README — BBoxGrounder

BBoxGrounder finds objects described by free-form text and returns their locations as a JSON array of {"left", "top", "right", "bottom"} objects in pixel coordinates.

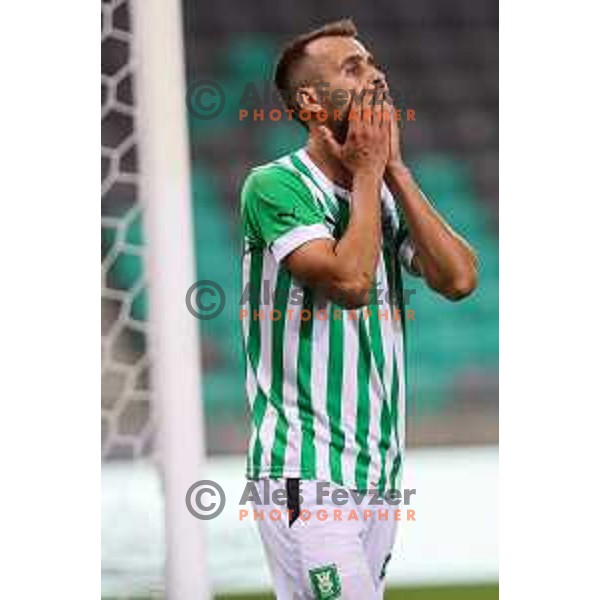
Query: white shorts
[{"left": 251, "top": 478, "right": 398, "bottom": 600}]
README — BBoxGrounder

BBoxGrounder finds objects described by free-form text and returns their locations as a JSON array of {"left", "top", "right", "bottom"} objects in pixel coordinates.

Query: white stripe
[
  {"left": 255, "top": 251, "right": 277, "bottom": 397},
  {"left": 254, "top": 250, "right": 279, "bottom": 472},
  {"left": 242, "top": 251, "right": 261, "bottom": 474},
  {"left": 281, "top": 288, "right": 303, "bottom": 474},
  {"left": 340, "top": 317, "right": 359, "bottom": 486},
  {"left": 241, "top": 252, "right": 255, "bottom": 404},
  {"left": 366, "top": 359, "right": 384, "bottom": 489},
  {"left": 257, "top": 403, "right": 278, "bottom": 474},
  {"left": 382, "top": 182, "right": 400, "bottom": 230},
  {"left": 310, "top": 295, "right": 331, "bottom": 479}
]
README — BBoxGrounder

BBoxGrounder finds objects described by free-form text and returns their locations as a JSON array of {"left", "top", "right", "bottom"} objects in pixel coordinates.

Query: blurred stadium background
[{"left": 101, "top": 0, "right": 498, "bottom": 597}]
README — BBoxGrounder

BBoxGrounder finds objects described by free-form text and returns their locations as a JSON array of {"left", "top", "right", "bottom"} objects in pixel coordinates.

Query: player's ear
[{"left": 296, "top": 85, "right": 326, "bottom": 120}]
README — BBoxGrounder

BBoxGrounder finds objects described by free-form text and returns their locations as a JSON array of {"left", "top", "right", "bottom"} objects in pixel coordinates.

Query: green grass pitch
[
  {"left": 105, "top": 583, "right": 499, "bottom": 599},
  {"left": 219, "top": 583, "right": 499, "bottom": 599}
]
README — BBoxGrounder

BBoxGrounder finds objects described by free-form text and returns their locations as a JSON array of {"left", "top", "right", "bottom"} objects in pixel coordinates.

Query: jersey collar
[
  {"left": 296, "top": 148, "right": 352, "bottom": 202},
  {"left": 296, "top": 148, "right": 398, "bottom": 231}
]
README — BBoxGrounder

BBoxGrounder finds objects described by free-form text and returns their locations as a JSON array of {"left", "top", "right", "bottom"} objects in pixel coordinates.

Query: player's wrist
[
  {"left": 352, "top": 169, "right": 384, "bottom": 193},
  {"left": 385, "top": 162, "right": 413, "bottom": 193},
  {"left": 353, "top": 161, "right": 385, "bottom": 182},
  {"left": 385, "top": 160, "right": 411, "bottom": 180}
]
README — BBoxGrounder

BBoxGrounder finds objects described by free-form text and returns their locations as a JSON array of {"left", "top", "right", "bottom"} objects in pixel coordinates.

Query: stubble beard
[{"left": 330, "top": 104, "right": 350, "bottom": 145}]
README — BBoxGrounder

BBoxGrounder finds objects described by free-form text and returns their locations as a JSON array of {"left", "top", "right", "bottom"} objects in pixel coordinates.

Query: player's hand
[
  {"left": 385, "top": 97, "right": 406, "bottom": 171},
  {"left": 316, "top": 93, "right": 390, "bottom": 178}
]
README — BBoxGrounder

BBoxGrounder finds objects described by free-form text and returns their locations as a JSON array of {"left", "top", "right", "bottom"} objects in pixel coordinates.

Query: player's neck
[{"left": 305, "top": 134, "right": 354, "bottom": 190}]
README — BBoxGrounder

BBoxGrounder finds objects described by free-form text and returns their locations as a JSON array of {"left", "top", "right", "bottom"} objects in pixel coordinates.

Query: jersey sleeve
[{"left": 241, "top": 165, "right": 333, "bottom": 262}]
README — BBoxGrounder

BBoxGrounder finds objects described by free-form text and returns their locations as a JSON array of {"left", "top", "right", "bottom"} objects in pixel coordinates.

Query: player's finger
[
  {"left": 363, "top": 88, "right": 372, "bottom": 125},
  {"left": 381, "top": 90, "right": 390, "bottom": 126},
  {"left": 371, "top": 89, "right": 380, "bottom": 126},
  {"left": 373, "top": 89, "right": 384, "bottom": 127},
  {"left": 347, "top": 94, "right": 358, "bottom": 131},
  {"left": 369, "top": 88, "right": 375, "bottom": 124},
  {"left": 361, "top": 88, "right": 373, "bottom": 129},
  {"left": 343, "top": 94, "right": 356, "bottom": 135},
  {"left": 352, "top": 90, "right": 363, "bottom": 129},
  {"left": 385, "top": 91, "right": 396, "bottom": 126}
]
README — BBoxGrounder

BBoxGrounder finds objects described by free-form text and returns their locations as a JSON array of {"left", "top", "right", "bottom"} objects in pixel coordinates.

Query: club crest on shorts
[{"left": 308, "top": 564, "right": 342, "bottom": 599}]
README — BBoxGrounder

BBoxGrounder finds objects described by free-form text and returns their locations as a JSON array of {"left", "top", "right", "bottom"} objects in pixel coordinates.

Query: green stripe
[
  {"left": 249, "top": 392, "right": 268, "bottom": 478},
  {"left": 376, "top": 387, "right": 392, "bottom": 493},
  {"left": 297, "top": 291, "right": 316, "bottom": 478},
  {"left": 392, "top": 263, "right": 407, "bottom": 492},
  {"left": 389, "top": 449, "right": 402, "bottom": 492},
  {"left": 383, "top": 245, "right": 397, "bottom": 312},
  {"left": 334, "top": 196, "right": 350, "bottom": 241},
  {"left": 397, "top": 268, "right": 408, "bottom": 377},
  {"left": 247, "top": 251, "right": 267, "bottom": 478},
  {"left": 246, "top": 252, "right": 263, "bottom": 371},
  {"left": 354, "top": 317, "right": 371, "bottom": 491},
  {"left": 389, "top": 360, "right": 402, "bottom": 491},
  {"left": 326, "top": 307, "right": 344, "bottom": 485},
  {"left": 367, "top": 280, "right": 388, "bottom": 402},
  {"left": 269, "top": 268, "right": 293, "bottom": 477}
]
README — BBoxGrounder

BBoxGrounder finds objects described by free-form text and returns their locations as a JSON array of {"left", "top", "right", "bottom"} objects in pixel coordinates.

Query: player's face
[{"left": 304, "top": 36, "right": 388, "bottom": 141}]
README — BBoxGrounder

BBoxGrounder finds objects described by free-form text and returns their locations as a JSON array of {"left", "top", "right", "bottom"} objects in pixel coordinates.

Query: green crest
[{"left": 308, "top": 564, "right": 342, "bottom": 599}]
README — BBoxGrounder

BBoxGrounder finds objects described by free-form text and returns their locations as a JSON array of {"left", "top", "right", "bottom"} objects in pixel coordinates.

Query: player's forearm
[
  {"left": 386, "top": 163, "right": 478, "bottom": 301},
  {"left": 330, "top": 170, "right": 382, "bottom": 304}
]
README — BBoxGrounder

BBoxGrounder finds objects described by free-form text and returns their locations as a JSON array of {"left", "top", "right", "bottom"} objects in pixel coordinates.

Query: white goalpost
[{"left": 132, "top": 0, "right": 209, "bottom": 598}]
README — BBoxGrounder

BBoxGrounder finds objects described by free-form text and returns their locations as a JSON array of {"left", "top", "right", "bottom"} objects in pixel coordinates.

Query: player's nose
[
  {"left": 371, "top": 69, "right": 388, "bottom": 93},
  {"left": 369, "top": 71, "right": 388, "bottom": 106}
]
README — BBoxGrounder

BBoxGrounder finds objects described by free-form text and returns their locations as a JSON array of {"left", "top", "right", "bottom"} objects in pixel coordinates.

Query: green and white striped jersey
[{"left": 240, "top": 148, "right": 414, "bottom": 492}]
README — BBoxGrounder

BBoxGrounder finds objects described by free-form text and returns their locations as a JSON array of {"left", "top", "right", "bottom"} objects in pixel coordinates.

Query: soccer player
[{"left": 240, "top": 19, "right": 478, "bottom": 599}]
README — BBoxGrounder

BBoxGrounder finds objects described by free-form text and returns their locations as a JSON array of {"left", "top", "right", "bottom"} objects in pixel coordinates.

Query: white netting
[{"left": 101, "top": 0, "right": 154, "bottom": 460}]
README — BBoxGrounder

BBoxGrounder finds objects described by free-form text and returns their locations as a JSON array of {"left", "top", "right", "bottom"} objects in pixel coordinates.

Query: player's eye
[{"left": 345, "top": 63, "right": 360, "bottom": 76}]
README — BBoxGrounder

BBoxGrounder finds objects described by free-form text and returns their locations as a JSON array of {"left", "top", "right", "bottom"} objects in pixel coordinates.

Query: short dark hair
[{"left": 274, "top": 19, "right": 358, "bottom": 125}]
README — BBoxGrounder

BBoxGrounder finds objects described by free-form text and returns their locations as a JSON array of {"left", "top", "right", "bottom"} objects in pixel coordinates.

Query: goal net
[
  {"left": 102, "top": 0, "right": 208, "bottom": 597},
  {"left": 101, "top": 0, "right": 153, "bottom": 463}
]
